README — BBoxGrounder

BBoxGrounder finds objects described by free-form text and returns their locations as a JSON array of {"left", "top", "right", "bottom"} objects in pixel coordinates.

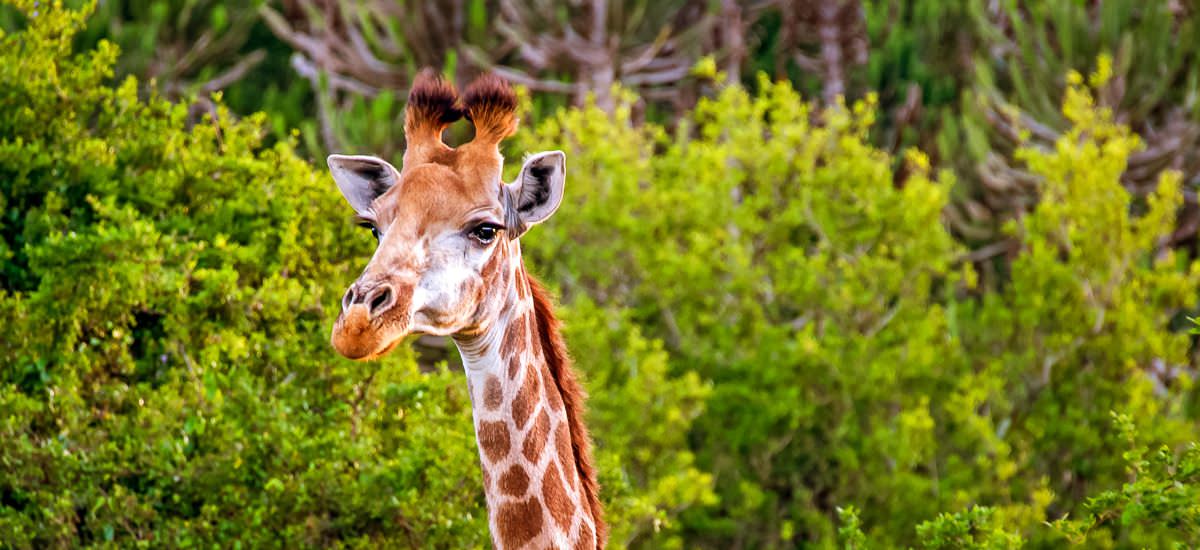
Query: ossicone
[
  {"left": 461, "top": 73, "right": 519, "bottom": 147},
  {"left": 402, "top": 70, "right": 464, "bottom": 165},
  {"left": 406, "top": 69, "right": 463, "bottom": 131}
]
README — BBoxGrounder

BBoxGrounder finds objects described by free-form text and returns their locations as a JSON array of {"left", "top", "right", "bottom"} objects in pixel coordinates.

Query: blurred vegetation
[{"left": 2, "top": 0, "right": 1200, "bottom": 548}]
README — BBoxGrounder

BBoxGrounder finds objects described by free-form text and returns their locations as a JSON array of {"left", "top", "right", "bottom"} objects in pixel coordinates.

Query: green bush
[
  {"left": 0, "top": 2, "right": 484, "bottom": 546},
  {"left": 0, "top": 2, "right": 707, "bottom": 547},
  {"left": 517, "top": 80, "right": 978, "bottom": 546},
  {"left": 1050, "top": 413, "right": 1200, "bottom": 547},
  {"left": 4, "top": 1, "right": 1200, "bottom": 549},
  {"left": 515, "top": 68, "right": 1200, "bottom": 547}
]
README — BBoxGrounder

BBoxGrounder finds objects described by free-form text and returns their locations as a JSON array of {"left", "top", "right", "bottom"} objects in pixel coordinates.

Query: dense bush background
[{"left": 2, "top": 1, "right": 1199, "bottom": 548}]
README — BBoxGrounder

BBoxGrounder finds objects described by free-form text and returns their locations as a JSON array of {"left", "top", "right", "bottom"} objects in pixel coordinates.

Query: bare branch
[{"left": 199, "top": 50, "right": 268, "bottom": 94}]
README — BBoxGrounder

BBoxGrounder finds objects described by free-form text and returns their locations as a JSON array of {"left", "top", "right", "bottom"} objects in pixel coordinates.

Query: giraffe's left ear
[
  {"left": 506, "top": 151, "right": 565, "bottom": 237},
  {"left": 328, "top": 154, "right": 400, "bottom": 216}
]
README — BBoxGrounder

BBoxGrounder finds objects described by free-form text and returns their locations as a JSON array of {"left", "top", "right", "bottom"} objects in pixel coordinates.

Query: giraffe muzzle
[
  {"left": 342, "top": 281, "right": 398, "bottom": 319},
  {"left": 331, "top": 280, "right": 414, "bottom": 360}
]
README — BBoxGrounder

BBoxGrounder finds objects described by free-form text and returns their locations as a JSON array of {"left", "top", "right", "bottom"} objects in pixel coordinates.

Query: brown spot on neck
[
  {"left": 500, "top": 311, "right": 527, "bottom": 360},
  {"left": 554, "top": 421, "right": 576, "bottom": 491},
  {"left": 496, "top": 496, "right": 542, "bottom": 548},
  {"left": 543, "top": 363, "right": 564, "bottom": 413},
  {"left": 515, "top": 266, "right": 529, "bottom": 300},
  {"left": 576, "top": 522, "right": 595, "bottom": 550},
  {"left": 511, "top": 366, "right": 541, "bottom": 429},
  {"left": 523, "top": 409, "right": 551, "bottom": 462},
  {"left": 542, "top": 461, "right": 574, "bottom": 531},
  {"left": 498, "top": 464, "right": 530, "bottom": 496},
  {"left": 484, "top": 375, "right": 503, "bottom": 410},
  {"left": 507, "top": 354, "right": 521, "bottom": 380},
  {"left": 477, "top": 420, "right": 510, "bottom": 464}
]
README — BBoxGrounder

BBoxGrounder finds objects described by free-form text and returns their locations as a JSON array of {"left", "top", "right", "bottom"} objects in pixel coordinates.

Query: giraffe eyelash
[{"left": 354, "top": 215, "right": 381, "bottom": 241}]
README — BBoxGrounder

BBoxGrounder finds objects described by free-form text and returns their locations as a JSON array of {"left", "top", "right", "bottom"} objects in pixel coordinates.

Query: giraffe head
[{"left": 327, "top": 72, "right": 565, "bottom": 360}]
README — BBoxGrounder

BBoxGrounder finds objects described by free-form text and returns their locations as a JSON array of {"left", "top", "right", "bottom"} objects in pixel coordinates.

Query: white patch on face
[{"left": 409, "top": 226, "right": 498, "bottom": 334}]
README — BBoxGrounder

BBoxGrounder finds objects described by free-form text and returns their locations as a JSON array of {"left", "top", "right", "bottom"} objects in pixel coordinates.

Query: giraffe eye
[
  {"left": 469, "top": 223, "right": 502, "bottom": 244},
  {"left": 358, "top": 222, "right": 380, "bottom": 242}
]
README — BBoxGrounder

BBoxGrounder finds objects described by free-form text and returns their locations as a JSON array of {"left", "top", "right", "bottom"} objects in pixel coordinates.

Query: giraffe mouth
[
  {"left": 330, "top": 305, "right": 410, "bottom": 360},
  {"left": 342, "top": 336, "right": 404, "bottom": 362}
]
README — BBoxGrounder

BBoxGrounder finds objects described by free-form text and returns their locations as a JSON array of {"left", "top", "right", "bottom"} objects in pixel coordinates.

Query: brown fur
[
  {"left": 508, "top": 354, "right": 521, "bottom": 380},
  {"left": 461, "top": 74, "right": 518, "bottom": 146},
  {"left": 576, "top": 523, "right": 595, "bottom": 550},
  {"left": 405, "top": 70, "right": 462, "bottom": 135},
  {"left": 496, "top": 496, "right": 543, "bottom": 548},
  {"left": 498, "top": 464, "right": 530, "bottom": 496},
  {"left": 484, "top": 375, "right": 503, "bottom": 410},
  {"left": 477, "top": 420, "right": 511, "bottom": 463},
  {"left": 512, "top": 365, "right": 540, "bottom": 429},
  {"left": 543, "top": 363, "right": 564, "bottom": 412},
  {"left": 555, "top": 422, "right": 576, "bottom": 491},
  {"left": 542, "top": 461, "right": 574, "bottom": 530},
  {"left": 500, "top": 313, "right": 525, "bottom": 360},
  {"left": 523, "top": 409, "right": 551, "bottom": 462},
  {"left": 403, "top": 70, "right": 462, "bottom": 168},
  {"left": 527, "top": 276, "right": 608, "bottom": 548}
]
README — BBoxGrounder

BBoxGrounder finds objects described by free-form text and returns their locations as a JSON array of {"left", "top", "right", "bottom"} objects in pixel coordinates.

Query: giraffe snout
[
  {"left": 331, "top": 279, "right": 415, "bottom": 360},
  {"left": 342, "top": 281, "right": 400, "bottom": 319}
]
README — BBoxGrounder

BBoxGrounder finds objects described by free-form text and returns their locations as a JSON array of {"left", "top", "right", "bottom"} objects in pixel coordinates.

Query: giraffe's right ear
[
  {"left": 327, "top": 155, "right": 400, "bottom": 215},
  {"left": 505, "top": 151, "right": 566, "bottom": 238}
]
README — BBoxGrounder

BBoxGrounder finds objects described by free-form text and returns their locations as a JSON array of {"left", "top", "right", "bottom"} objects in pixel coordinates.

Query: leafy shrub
[
  {"left": 0, "top": 2, "right": 706, "bottom": 547},
  {"left": 4, "top": 1, "right": 1200, "bottom": 549},
  {"left": 515, "top": 64, "right": 1200, "bottom": 548},
  {"left": 0, "top": 2, "right": 483, "bottom": 547},
  {"left": 516, "top": 79, "right": 976, "bottom": 547},
  {"left": 1051, "top": 413, "right": 1200, "bottom": 547}
]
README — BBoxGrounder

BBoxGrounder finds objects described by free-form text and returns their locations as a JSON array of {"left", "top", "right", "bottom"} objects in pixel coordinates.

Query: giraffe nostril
[
  {"left": 367, "top": 286, "right": 394, "bottom": 317},
  {"left": 341, "top": 287, "right": 357, "bottom": 313}
]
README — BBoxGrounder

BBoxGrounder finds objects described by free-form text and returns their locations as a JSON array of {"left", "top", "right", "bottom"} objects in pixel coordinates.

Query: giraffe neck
[{"left": 453, "top": 247, "right": 598, "bottom": 550}]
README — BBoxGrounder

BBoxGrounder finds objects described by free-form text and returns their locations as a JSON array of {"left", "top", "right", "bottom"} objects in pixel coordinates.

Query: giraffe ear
[
  {"left": 506, "top": 151, "right": 565, "bottom": 237},
  {"left": 327, "top": 154, "right": 400, "bottom": 215}
]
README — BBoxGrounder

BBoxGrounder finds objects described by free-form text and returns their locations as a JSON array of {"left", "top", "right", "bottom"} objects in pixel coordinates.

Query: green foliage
[
  {"left": 515, "top": 65, "right": 1200, "bottom": 548},
  {"left": 951, "top": 66, "right": 1199, "bottom": 522},
  {"left": 972, "top": 1, "right": 1200, "bottom": 132},
  {"left": 0, "top": 2, "right": 484, "bottom": 547},
  {"left": 1051, "top": 413, "right": 1200, "bottom": 548},
  {"left": 0, "top": 2, "right": 706, "bottom": 547},
  {"left": 913, "top": 506, "right": 1022, "bottom": 550},
  {"left": 864, "top": 0, "right": 1200, "bottom": 244},
  {"left": 5, "top": 1, "right": 1200, "bottom": 549},
  {"left": 557, "top": 299, "right": 714, "bottom": 548},
  {"left": 517, "top": 78, "right": 969, "bottom": 546},
  {"left": 72, "top": 0, "right": 264, "bottom": 87},
  {"left": 66, "top": 0, "right": 306, "bottom": 123},
  {"left": 835, "top": 506, "right": 867, "bottom": 549}
]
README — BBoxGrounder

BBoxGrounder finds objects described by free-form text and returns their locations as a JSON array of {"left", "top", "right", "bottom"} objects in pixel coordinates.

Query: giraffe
[{"left": 325, "top": 70, "right": 607, "bottom": 550}]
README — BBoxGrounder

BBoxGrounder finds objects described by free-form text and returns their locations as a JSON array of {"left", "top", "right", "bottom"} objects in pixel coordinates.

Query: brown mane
[{"left": 527, "top": 274, "right": 608, "bottom": 547}]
